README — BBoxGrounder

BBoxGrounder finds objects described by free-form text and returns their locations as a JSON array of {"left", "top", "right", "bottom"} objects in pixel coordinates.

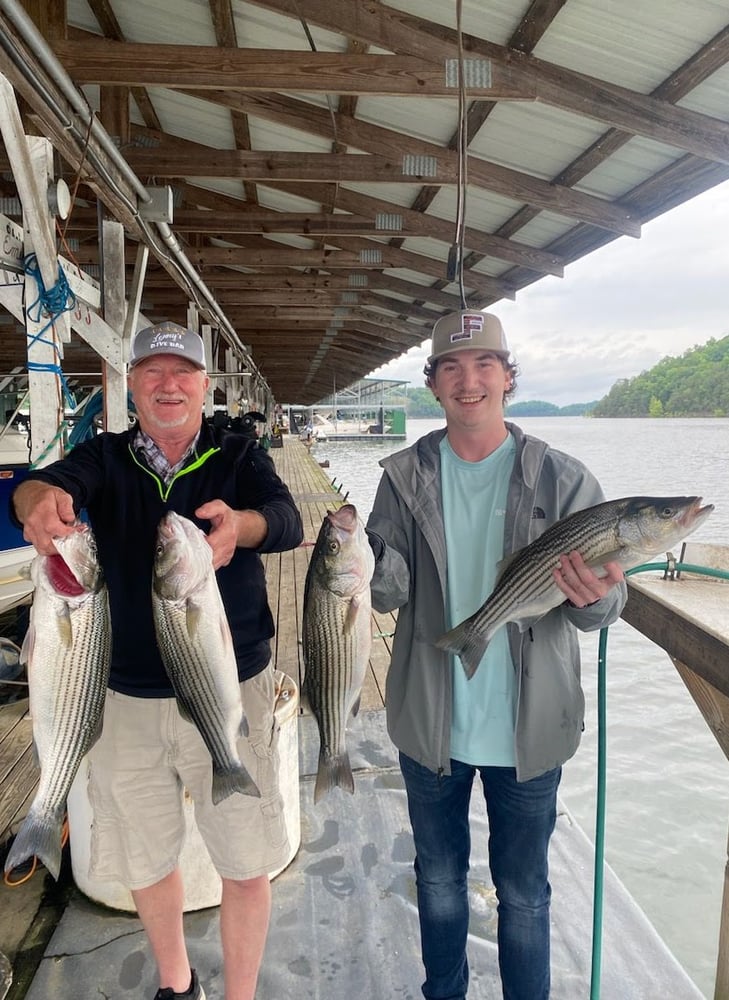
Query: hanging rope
[
  {"left": 23, "top": 252, "right": 77, "bottom": 412},
  {"left": 449, "top": 0, "right": 469, "bottom": 308}
]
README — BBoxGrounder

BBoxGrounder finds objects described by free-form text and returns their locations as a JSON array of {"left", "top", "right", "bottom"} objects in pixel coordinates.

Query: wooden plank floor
[
  {"left": 264, "top": 434, "right": 396, "bottom": 712},
  {"left": 0, "top": 434, "right": 395, "bottom": 848},
  {"left": 0, "top": 696, "right": 34, "bottom": 849}
]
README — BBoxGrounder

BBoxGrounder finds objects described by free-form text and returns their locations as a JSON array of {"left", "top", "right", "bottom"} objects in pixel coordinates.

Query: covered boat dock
[{"left": 1, "top": 1, "right": 729, "bottom": 995}]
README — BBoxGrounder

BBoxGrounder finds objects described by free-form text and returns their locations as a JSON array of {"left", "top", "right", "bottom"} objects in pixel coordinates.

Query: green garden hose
[{"left": 590, "top": 559, "right": 729, "bottom": 999}]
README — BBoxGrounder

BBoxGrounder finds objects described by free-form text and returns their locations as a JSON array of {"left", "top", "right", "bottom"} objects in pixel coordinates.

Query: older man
[{"left": 12, "top": 321, "right": 303, "bottom": 1000}]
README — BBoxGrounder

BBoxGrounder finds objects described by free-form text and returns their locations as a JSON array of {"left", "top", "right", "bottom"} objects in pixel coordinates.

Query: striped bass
[
  {"left": 4, "top": 524, "right": 111, "bottom": 880},
  {"left": 437, "top": 495, "right": 713, "bottom": 680},
  {"left": 303, "top": 504, "right": 375, "bottom": 804},
  {"left": 152, "top": 511, "right": 260, "bottom": 803}
]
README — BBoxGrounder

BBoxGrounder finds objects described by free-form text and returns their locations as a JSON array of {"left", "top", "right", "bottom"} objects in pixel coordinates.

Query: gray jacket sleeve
[
  {"left": 562, "top": 582, "right": 627, "bottom": 631},
  {"left": 366, "top": 473, "right": 411, "bottom": 613}
]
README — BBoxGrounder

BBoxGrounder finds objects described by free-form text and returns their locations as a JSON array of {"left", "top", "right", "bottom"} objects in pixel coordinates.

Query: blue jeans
[{"left": 399, "top": 752, "right": 561, "bottom": 1000}]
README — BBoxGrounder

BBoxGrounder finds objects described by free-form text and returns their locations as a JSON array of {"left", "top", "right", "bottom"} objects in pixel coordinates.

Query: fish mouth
[
  {"left": 159, "top": 518, "right": 176, "bottom": 540},
  {"left": 682, "top": 496, "right": 714, "bottom": 525},
  {"left": 327, "top": 504, "right": 357, "bottom": 529},
  {"left": 46, "top": 553, "right": 85, "bottom": 596}
]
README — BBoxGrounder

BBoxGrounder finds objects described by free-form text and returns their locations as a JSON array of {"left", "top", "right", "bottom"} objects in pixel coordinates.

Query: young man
[
  {"left": 12, "top": 322, "right": 303, "bottom": 1000},
  {"left": 366, "top": 310, "right": 627, "bottom": 1000}
]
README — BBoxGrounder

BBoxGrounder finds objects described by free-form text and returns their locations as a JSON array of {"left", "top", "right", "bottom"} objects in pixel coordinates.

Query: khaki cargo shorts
[{"left": 85, "top": 662, "right": 290, "bottom": 889}]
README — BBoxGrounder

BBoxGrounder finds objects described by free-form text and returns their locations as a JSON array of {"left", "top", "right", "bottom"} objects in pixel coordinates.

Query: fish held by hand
[
  {"left": 152, "top": 510, "right": 260, "bottom": 803},
  {"left": 436, "top": 495, "right": 713, "bottom": 680},
  {"left": 4, "top": 524, "right": 111, "bottom": 880},
  {"left": 302, "top": 503, "right": 375, "bottom": 804}
]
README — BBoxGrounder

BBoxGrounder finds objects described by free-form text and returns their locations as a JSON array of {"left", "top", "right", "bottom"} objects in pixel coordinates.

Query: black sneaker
[{"left": 153, "top": 968, "right": 206, "bottom": 1000}]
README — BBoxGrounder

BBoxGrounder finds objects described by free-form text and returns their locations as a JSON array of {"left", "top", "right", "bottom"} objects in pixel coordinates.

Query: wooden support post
[
  {"left": 0, "top": 79, "right": 71, "bottom": 464},
  {"left": 202, "top": 324, "right": 215, "bottom": 417},
  {"left": 715, "top": 826, "right": 729, "bottom": 1000},
  {"left": 124, "top": 243, "right": 149, "bottom": 346},
  {"left": 225, "top": 347, "right": 237, "bottom": 414},
  {"left": 101, "top": 218, "right": 128, "bottom": 432},
  {"left": 186, "top": 304, "right": 198, "bottom": 335},
  {"left": 24, "top": 136, "right": 66, "bottom": 464}
]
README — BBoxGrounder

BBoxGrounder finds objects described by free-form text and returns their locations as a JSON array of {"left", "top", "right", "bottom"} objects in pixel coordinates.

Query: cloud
[{"left": 370, "top": 180, "right": 729, "bottom": 406}]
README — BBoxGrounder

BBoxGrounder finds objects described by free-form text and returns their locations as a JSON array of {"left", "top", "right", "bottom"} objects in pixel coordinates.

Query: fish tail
[
  {"left": 313, "top": 751, "right": 355, "bottom": 804},
  {"left": 435, "top": 621, "right": 491, "bottom": 680},
  {"left": 211, "top": 763, "right": 261, "bottom": 804},
  {"left": 4, "top": 805, "right": 65, "bottom": 881}
]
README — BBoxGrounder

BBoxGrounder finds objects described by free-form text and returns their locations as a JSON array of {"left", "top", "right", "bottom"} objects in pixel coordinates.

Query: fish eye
[
  {"left": 328, "top": 540, "right": 339, "bottom": 554},
  {"left": 155, "top": 543, "right": 164, "bottom": 558},
  {"left": 659, "top": 505, "right": 675, "bottom": 518}
]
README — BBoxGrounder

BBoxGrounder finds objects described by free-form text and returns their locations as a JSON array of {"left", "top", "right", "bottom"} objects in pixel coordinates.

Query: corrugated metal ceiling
[{"left": 0, "top": 0, "right": 727, "bottom": 405}]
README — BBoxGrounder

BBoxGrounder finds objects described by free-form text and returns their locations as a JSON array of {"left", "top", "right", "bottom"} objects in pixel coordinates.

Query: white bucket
[{"left": 67, "top": 670, "right": 300, "bottom": 912}]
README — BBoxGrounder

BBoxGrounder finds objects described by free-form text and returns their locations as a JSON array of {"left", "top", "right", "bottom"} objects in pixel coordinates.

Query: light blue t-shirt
[{"left": 441, "top": 433, "right": 517, "bottom": 766}]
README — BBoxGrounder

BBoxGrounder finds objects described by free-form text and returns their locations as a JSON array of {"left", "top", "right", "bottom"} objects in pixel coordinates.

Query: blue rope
[{"left": 23, "top": 253, "right": 77, "bottom": 409}]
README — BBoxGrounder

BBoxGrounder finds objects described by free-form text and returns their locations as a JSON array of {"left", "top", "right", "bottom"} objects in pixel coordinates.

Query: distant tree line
[
  {"left": 403, "top": 388, "right": 442, "bottom": 417},
  {"left": 591, "top": 335, "right": 729, "bottom": 417},
  {"left": 403, "top": 390, "right": 597, "bottom": 418},
  {"left": 505, "top": 400, "right": 596, "bottom": 417},
  {"left": 398, "top": 335, "right": 729, "bottom": 419}
]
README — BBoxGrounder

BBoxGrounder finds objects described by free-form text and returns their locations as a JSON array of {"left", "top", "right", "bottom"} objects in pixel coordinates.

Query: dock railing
[{"left": 623, "top": 543, "right": 729, "bottom": 1000}]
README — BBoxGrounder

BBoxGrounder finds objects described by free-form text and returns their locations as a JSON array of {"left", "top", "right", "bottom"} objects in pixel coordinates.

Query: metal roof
[{"left": 0, "top": 0, "right": 728, "bottom": 405}]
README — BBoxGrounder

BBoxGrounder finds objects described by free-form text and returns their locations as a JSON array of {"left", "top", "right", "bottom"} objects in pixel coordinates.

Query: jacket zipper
[{"left": 127, "top": 444, "right": 220, "bottom": 501}]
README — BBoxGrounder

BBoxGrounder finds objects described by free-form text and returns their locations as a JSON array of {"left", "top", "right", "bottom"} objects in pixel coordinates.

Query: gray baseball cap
[
  {"left": 129, "top": 322, "right": 206, "bottom": 369},
  {"left": 428, "top": 310, "right": 509, "bottom": 363}
]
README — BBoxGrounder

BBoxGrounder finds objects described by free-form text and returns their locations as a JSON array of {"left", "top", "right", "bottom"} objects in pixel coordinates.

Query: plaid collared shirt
[{"left": 133, "top": 427, "right": 201, "bottom": 485}]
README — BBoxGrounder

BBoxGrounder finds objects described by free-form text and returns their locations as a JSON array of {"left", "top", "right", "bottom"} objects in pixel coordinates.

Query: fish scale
[
  {"left": 154, "top": 601, "right": 242, "bottom": 771},
  {"left": 4, "top": 525, "right": 111, "bottom": 881},
  {"left": 306, "top": 593, "right": 360, "bottom": 756},
  {"left": 488, "top": 509, "right": 620, "bottom": 614},
  {"left": 437, "top": 495, "right": 714, "bottom": 680}
]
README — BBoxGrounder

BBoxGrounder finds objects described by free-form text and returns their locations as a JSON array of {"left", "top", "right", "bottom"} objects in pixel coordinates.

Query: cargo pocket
[{"left": 249, "top": 735, "right": 287, "bottom": 852}]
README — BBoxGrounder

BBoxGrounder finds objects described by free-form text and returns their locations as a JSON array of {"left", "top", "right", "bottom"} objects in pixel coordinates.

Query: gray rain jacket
[{"left": 367, "top": 423, "right": 628, "bottom": 782}]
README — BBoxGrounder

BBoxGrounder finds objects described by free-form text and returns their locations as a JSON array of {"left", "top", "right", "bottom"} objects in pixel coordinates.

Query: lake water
[{"left": 311, "top": 416, "right": 729, "bottom": 998}]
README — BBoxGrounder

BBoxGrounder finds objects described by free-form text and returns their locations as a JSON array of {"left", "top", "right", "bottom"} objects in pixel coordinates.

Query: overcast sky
[{"left": 369, "top": 178, "right": 729, "bottom": 406}]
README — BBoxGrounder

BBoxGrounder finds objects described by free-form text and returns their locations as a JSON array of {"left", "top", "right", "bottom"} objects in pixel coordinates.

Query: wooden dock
[{"left": 0, "top": 434, "right": 391, "bottom": 851}]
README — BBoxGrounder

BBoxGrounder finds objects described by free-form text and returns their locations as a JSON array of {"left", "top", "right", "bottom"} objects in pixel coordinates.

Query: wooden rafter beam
[
  {"left": 207, "top": 0, "right": 258, "bottom": 205},
  {"left": 79, "top": 3, "right": 161, "bottom": 131},
  {"left": 55, "top": 38, "right": 729, "bottom": 165},
  {"left": 238, "top": 0, "right": 729, "bottom": 164},
  {"left": 180, "top": 91, "right": 639, "bottom": 235},
  {"left": 54, "top": 42, "right": 537, "bottom": 97}
]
